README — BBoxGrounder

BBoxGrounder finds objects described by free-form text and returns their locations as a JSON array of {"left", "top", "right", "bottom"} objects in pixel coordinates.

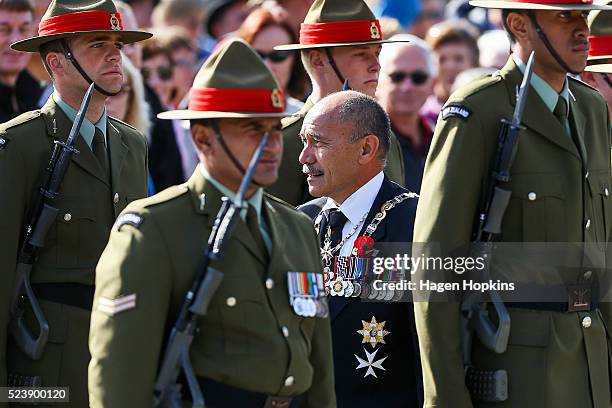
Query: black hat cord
[{"left": 526, "top": 11, "right": 580, "bottom": 75}]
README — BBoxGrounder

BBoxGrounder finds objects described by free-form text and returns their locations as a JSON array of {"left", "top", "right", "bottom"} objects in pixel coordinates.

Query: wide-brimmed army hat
[
  {"left": 11, "top": 0, "right": 152, "bottom": 52},
  {"left": 585, "top": 4, "right": 612, "bottom": 72},
  {"left": 274, "top": 0, "right": 409, "bottom": 51},
  {"left": 158, "top": 39, "right": 290, "bottom": 120},
  {"left": 469, "top": 0, "right": 612, "bottom": 10}
]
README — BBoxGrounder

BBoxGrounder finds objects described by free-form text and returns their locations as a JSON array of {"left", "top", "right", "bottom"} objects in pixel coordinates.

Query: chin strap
[
  {"left": 526, "top": 11, "right": 580, "bottom": 75},
  {"left": 60, "top": 39, "right": 120, "bottom": 97},
  {"left": 211, "top": 120, "right": 265, "bottom": 188},
  {"left": 325, "top": 48, "right": 349, "bottom": 88}
]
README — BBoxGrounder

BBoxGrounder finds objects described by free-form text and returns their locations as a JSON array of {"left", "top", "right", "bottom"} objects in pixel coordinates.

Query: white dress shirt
[{"left": 320, "top": 171, "right": 384, "bottom": 256}]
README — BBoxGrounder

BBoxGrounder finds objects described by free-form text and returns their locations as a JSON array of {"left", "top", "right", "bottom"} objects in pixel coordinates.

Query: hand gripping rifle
[
  {"left": 461, "top": 52, "right": 535, "bottom": 403},
  {"left": 9, "top": 83, "right": 94, "bottom": 361},
  {"left": 153, "top": 131, "right": 271, "bottom": 408}
]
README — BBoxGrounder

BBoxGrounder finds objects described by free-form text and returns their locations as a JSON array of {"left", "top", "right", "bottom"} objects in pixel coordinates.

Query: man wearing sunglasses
[
  {"left": 377, "top": 34, "right": 436, "bottom": 193},
  {"left": 267, "top": 0, "right": 408, "bottom": 206},
  {"left": 582, "top": 4, "right": 612, "bottom": 118},
  {"left": 414, "top": 0, "right": 612, "bottom": 405}
]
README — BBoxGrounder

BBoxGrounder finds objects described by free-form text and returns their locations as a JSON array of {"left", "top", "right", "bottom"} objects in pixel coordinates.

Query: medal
[
  {"left": 375, "top": 286, "right": 385, "bottom": 300},
  {"left": 357, "top": 316, "right": 390, "bottom": 348},
  {"left": 344, "top": 280, "right": 355, "bottom": 297},
  {"left": 331, "top": 277, "right": 345, "bottom": 297},
  {"left": 352, "top": 282, "right": 362, "bottom": 298},
  {"left": 287, "top": 271, "right": 326, "bottom": 317},
  {"left": 306, "top": 298, "right": 317, "bottom": 317},
  {"left": 316, "top": 298, "right": 329, "bottom": 318},
  {"left": 293, "top": 297, "right": 306, "bottom": 316},
  {"left": 384, "top": 288, "right": 395, "bottom": 301},
  {"left": 361, "top": 282, "right": 371, "bottom": 298}
]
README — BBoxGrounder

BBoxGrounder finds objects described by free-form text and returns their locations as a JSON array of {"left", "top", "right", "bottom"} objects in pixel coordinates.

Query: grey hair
[
  {"left": 380, "top": 33, "right": 438, "bottom": 77},
  {"left": 334, "top": 91, "right": 391, "bottom": 163}
]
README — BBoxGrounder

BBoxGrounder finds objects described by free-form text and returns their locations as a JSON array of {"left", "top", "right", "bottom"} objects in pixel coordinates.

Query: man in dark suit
[{"left": 298, "top": 90, "right": 422, "bottom": 408}]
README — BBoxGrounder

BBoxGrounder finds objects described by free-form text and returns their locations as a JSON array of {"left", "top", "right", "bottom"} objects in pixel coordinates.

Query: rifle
[
  {"left": 461, "top": 51, "right": 536, "bottom": 403},
  {"left": 9, "top": 83, "right": 94, "bottom": 360},
  {"left": 153, "top": 131, "right": 271, "bottom": 408}
]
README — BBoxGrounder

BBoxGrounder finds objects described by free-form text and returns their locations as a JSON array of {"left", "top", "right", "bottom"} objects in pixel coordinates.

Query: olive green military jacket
[
  {"left": 266, "top": 97, "right": 406, "bottom": 206},
  {"left": 0, "top": 97, "right": 148, "bottom": 402},
  {"left": 88, "top": 169, "right": 336, "bottom": 408},
  {"left": 414, "top": 58, "right": 612, "bottom": 408}
]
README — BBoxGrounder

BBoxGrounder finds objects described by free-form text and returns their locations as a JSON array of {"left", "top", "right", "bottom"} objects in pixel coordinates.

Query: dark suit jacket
[
  {"left": 299, "top": 176, "right": 423, "bottom": 408},
  {"left": 144, "top": 84, "right": 185, "bottom": 191}
]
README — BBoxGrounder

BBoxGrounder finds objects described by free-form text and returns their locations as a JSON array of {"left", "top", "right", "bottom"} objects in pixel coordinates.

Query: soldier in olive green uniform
[
  {"left": 0, "top": 1, "right": 151, "bottom": 406},
  {"left": 413, "top": 0, "right": 612, "bottom": 407},
  {"left": 88, "top": 39, "right": 335, "bottom": 408},
  {"left": 266, "top": 0, "right": 406, "bottom": 206}
]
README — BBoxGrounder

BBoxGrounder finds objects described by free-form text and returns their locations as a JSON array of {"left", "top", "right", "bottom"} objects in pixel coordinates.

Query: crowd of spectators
[{"left": 2, "top": 0, "right": 611, "bottom": 194}]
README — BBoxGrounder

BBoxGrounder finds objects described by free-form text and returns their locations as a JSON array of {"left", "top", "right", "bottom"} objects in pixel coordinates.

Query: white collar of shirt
[
  {"left": 52, "top": 92, "right": 107, "bottom": 148},
  {"left": 321, "top": 171, "right": 384, "bottom": 256}
]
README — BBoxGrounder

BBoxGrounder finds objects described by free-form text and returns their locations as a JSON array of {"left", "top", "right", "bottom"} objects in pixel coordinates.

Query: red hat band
[
  {"left": 188, "top": 88, "right": 285, "bottom": 113},
  {"left": 39, "top": 10, "right": 124, "bottom": 37},
  {"left": 299, "top": 19, "right": 384, "bottom": 45},
  {"left": 589, "top": 35, "right": 612, "bottom": 57}
]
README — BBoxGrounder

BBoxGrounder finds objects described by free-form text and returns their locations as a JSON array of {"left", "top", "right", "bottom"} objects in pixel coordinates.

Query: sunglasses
[
  {"left": 603, "top": 73, "right": 612, "bottom": 89},
  {"left": 256, "top": 49, "right": 292, "bottom": 63},
  {"left": 388, "top": 70, "right": 430, "bottom": 86},
  {"left": 141, "top": 66, "right": 173, "bottom": 82}
]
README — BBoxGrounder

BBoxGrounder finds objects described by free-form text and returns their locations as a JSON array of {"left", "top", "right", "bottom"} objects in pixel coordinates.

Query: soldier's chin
[{"left": 254, "top": 170, "right": 278, "bottom": 187}]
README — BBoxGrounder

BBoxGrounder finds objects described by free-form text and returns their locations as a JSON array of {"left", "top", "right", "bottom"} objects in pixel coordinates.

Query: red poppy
[{"left": 353, "top": 236, "right": 375, "bottom": 257}]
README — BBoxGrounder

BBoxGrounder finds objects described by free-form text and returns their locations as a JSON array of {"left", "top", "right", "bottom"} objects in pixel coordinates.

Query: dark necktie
[
  {"left": 553, "top": 97, "right": 569, "bottom": 134},
  {"left": 92, "top": 128, "right": 110, "bottom": 178},
  {"left": 246, "top": 204, "right": 268, "bottom": 260},
  {"left": 319, "top": 208, "right": 348, "bottom": 249}
]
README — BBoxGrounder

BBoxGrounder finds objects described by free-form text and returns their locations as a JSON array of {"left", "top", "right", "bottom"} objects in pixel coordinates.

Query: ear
[
  {"left": 46, "top": 52, "right": 64, "bottom": 74},
  {"left": 506, "top": 11, "right": 530, "bottom": 43},
  {"left": 580, "top": 71, "right": 597, "bottom": 88},
  {"left": 357, "top": 134, "right": 381, "bottom": 165},
  {"left": 307, "top": 49, "right": 327, "bottom": 73},
  {"left": 191, "top": 122, "right": 215, "bottom": 155}
]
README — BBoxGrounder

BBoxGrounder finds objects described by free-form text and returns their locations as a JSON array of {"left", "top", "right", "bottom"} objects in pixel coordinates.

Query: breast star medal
[{"left": 357, "top": 316, "right": 390, "bottom": 348}]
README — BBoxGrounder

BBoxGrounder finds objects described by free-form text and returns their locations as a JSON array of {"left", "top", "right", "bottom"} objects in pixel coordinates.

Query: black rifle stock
[
  {"left": 9, "top": 83, "right": 94, "bottom": 360},
  {"left": 461, "top": 52, "right": 536, "bottom": 402},
  {"left": 153, "top": 131, "right": 270, "bottom": 408}
]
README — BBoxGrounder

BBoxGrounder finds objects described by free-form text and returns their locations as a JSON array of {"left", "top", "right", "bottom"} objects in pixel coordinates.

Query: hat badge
[
  {"left": 370, "top": 22, "right": 381, "bottom": 40},
  {"left": 271, "top": 89, "right": 283, "bottom": 108},
  {"left": 110, "top": 14, "right": 121, "bottom": 31}
]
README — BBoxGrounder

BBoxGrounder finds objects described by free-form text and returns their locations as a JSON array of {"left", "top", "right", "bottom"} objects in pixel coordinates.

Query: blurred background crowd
[{"left": 2, "top": 0, "right": 611, "bottom": 195}]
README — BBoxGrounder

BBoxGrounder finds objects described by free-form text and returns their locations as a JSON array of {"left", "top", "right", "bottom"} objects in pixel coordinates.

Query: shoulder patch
[
  {"left": 441, "top": 105, "right": 472, "bottom": 121},
  {"left": 0, "top": 136, "right": 9, "bottom": 150},
  {"left": 115, "top": 212, "right": 144, "bottom": 231}
]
